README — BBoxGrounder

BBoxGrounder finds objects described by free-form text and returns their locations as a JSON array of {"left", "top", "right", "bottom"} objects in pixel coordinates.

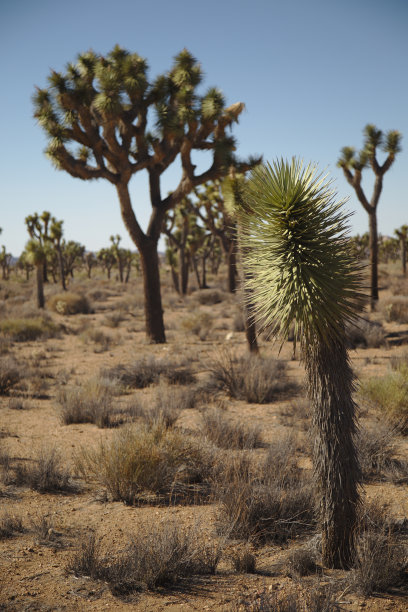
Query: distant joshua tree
[
  {"left": 337, "top": 124, "right": 402, "bottom": 309},
  {"left": 395, "top": 225, "right": 408, "bottom": 276},
  {"left": 33, "top": 45, "right": 259, "bottom": 342},
  {"left": 238, "top": 159, "right": 365, "bottom": 568}
]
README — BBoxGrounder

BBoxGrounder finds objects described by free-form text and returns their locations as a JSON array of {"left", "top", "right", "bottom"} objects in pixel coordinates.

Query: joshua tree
[
  {"left": 338, "top": 124, "right": 402, "bottom": 309},
  {"left": 49, "top": 218, "right": 66, "bottom": 290},
  {"left": 395, "top": 225, "right": 408, "bottom": 276},
  {"left": 33, "top": 45, "right": 258, "bottom": 342},
  {"left": 237, "top": 159, "right": 364, "bottom": 568},
  {"left": 25, "top": 213, "right": 53, "bottom": 307},
  {"left": 0, "top": 246, "right": 12, "bottom": 280}
]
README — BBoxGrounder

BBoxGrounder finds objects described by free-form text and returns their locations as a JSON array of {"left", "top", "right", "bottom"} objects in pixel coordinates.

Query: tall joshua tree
[
  {"left": 33, "top": 45, "right": 258, "bottom": 342},
  {"left": 337, "top": 124, "right": 402, "bottom": 309},
  {"left": 237, "top": 159, "right": 365, "bottom": 568},
  {"left": 395, "top": 225, "right": 408, "bottom": 276}
]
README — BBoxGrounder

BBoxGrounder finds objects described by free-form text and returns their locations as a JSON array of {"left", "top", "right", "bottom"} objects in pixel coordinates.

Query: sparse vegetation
[
  {"left": 0, "top": 316, "right": 60, "bottom": 341},
  {"left": 77, "top": 422, "right": 213, "bottom": 504},
  {"left": 4, "top": 447, "right": 75, "bottom": 493},
  {"left": 103, "top": 357, "right": 196, "bottom": 389},
  {"left": 207, "top": 351, "right": 296, "bottom": 403},
  {"left": 68, "top": 521, "right": 222, "bottom": 593},
  {"left": 360, "top": 372, "right": 408, "bottom": 434},
  {"left": 0, "top": 357, "right": 22, "bottom": 395},
  {"left": 202, "top": 408, "right": 262, "bottom": 449},
  {"left": 48, "top": 291, "right": 91, "bottom": 315},
  {"left": 56, "top": 377, "right": 122, "bottom": 427}
]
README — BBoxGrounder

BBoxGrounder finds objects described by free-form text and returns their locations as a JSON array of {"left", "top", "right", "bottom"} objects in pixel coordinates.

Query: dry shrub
[
  {"left": 181, "top": 312, "right": 214, "bottom": 340},
  {"left": 232, "top": 310, "right": 246, "bottom": 332},
  {"left": 215, "top": 440, "right": 314, "bottom": 543},
  {"left": 48, "top": 292, "right": 91, "bottom": 315},
  {"left": 0, "top": 512, "right": 24, "bottom": 539},
  {"left": 103, "top": 357, "right": 196, "bottom": 389},
  {"left": 230, "top": 546, "right": 257, "bottom": 573},
  {"left": 6, "top": 447, "right": 75, "bottom": 493},
  {"left": 231, "top": 584, "right": 337, "bottom": 611},
  {"left": 346, "top": 319, "right": 386, "bottom": 348},
  {"left": 103, "top": 310, "right": 127, "bottom": 328},
  {"left": 0, "top": 316, "right": 60, "bottom": 342},
  {"left": 286, "top": 546, "right": 319, "bottom": 577},
  {"left": 358, "top": 424, "right": 408, "bottom": 482},
  {"left": 207, "top": 351, "right": 296, "bottom": 404},
  {"left": 68, "top": 521, "right": 221, "bottom": 595},
  {"left": 81, "top": 328, "right": 114, "bottom": 352},
  {"left": 352, "top": 530, "right": 408, "bottom": 596},
  {"left": 194, "top": 289, "right": 224, "bottom": 305},
  {"left": 383, "top": 296, "right": 408, "bottom": 323},
  {"left": 0, "top": 356, "right": 22, "bottom": 395},
  {"left": 77, "top": 422, "right": 213, "bottom": 504},
  {"left": 202, "top": 408, "right": 262, "bottom": 449},
  {"left": 56, "top": 377, "right": 122, "bottom": 428},
  {"left": 360, "top": 372, "right": 408, "bottom": 434}
]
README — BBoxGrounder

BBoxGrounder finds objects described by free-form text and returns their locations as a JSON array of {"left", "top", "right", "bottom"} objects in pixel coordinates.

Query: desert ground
[{"left": 0, "top": 263, "right": 407, "bottom": 611}]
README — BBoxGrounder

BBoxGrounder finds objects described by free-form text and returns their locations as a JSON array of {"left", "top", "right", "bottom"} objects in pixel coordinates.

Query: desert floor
[{"left": 0, "top": 264, "right": 407, "bottom": 611}]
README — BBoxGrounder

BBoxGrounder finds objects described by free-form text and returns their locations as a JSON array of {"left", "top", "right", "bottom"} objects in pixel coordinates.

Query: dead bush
[
  {"left": 383, "top": 296, "right": 408, "bottom": 324},
  {"left": 68, "top": 521, "right": 222, "bottom": 594},
  {"left": 215, "top": 443, "right": 314, "bottom": 543},
  {"left": 286, "top": 546, "right": 319, "bottom": 577},
  {"left": 231, "top": 584, "right": 338, "bottom": 611},
  {"left": 56, "top": 377, "right": 122, "bottom": 428},
  {"left": 230, "top": 546, "right": 257, "bottom": 573},
  {"left": 103, "top": 310, "right": 127, "bottom": 328},
  {"left": 0, "top": 512, "right": 24, "bottom": 539},
  {"left": 358, "top": 424, "right": 408, "bottom": 483},
  {"left": 0, "top": 316, "right": 61, "bottom": 342},
  {"left": 351, "top": 530, "right": 408, "bottom": 596},
  {"left": 360, "top": 372, "right": 408, "bottom": 434},
  {"left": 81, "top": 328, "right": 113, "bottom": 353},
  {"left": 207, "top": 351, "right": 296, "bottom": 404},
  {"left": 194, "top": 289, "right": 224, "bottom": 305},
  {"left": 202, "top": 409, "right": 262, "bottom": 449},
  {"left": 7, "top": 447, "right": 75, "bottom": 493},
  {"left": 0, "top": 357, "right": 22, "bottom": 395},
  {"left": 181, "top": 312, "right": 214, "bottom": 340},
  {"left": 77, "top": 422, "right": 213, "bottom": 504},
  {"left": 103, "top": 357, "right": 196, "bottom": 389},
  {"left": 346, "top": 319, "right": 386, "bottom": 348},
  {"left": 48, "top": 292, "right": 91, "bottom": 315}
]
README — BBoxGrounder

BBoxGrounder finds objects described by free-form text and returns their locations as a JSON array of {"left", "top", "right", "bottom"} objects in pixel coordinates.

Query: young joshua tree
[
  {"left": 33, "top": 45, "right": 258, "bottom": 342},
  {"left": 237, "top": 159, "right": 365, "bottom": 568},
  {"left": 337, "top": 124, "right": 402, "bottom": 309}
]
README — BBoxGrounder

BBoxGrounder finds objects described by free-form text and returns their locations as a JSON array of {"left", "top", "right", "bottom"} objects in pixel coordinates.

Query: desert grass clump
[
  {"left": 358, "top": 424, "right": 408, "bottom": 482},
  {"left": 9, "top": 447, "right": 74, "bottom": 493},
  {"left": 69, "top": 522, "right": 222, "bottom": 594},
  {"left": 0, "top": 512, "right": 24, "bottom": 539},
  {"left": 202, "top": 408, "right": 262, "bottom": 449},
  {"left": 81, "top": 328, "right": 114, "bottom": 353},
  {"left": 194, "top": 289, "right": 224, "bottom": 305},
  {"left": 0, "top": 357, "right": 22, "bottom": 395},
  {"left": 230, "top": 546, "right": 257, "bottom": 573},
  {"left": 181, "top": 312, "right": 214, "bottom": 340},
  {"left": 48, "top": 292, "right": 91, "bottom": 315},
  {"left": 56, "top": 377, "right": 121, "bottom": 428},
  {"left": 0, "top": 316, "right": 60, "bottom": 342},
  {"left": 103, "top": 356, "right": 196, "bottom": 389},
  {"left": 231, "top": 584, "right": 336, "bottom": 612},
  {"left": 215, "top": 442, "right": 314, "bottom": 543},
  {"left": 360, "top": 372, "right": 408, "bottom": 434},
  {"left": 103, "top": 310, "right": 127, "bottom": 328},
  {"left": 207, "top": 351, "right": 295, "bottom": 404},
  {"left": 346, "top": 319, "right": 386, "bottom": 349},
  {"left": 383, "top": 295, "right": 408, "bottom": 324},
  {"left": 78, "top": 422, "right": 213, "bottom": 504},
  {"left": 351, "top": 530, "right": 408, "bottom": 596},
  {"left": 286, "top": 546, "right": 319, "bottom": 577}
]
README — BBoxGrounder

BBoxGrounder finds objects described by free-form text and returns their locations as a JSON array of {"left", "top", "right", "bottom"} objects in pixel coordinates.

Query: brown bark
[
  {"left": 369, "top": 213, "right": 378, "bottom": 309},
  {"left": 57, "top": 244, "right": 66, "bottom": 291},
  {"left": 36, "top": 265, "right": 45, "bottom": 308},
  {"left": 139, "top": 238, "right": 166, "bottom": 343},
  {"left": 116, "top": 181, "right": 166, "bottom": 343},
  {"left": 305, "top": 338, "right": 361, "bottom": 569}
]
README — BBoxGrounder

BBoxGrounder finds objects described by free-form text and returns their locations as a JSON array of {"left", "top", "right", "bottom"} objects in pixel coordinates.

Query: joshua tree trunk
[
  {"left": 57, "top": 244, "right": 66, "bottom": 290},
  {"left": 369, "top": 213, "right": 378, "bottom": 307},
  {"left": 138, "top": 239, "right": 166, "bottom": 343},
  {"left": 305, "top": 337, "right": 360, "bottom": 569},
  {"left": 180, "top": 246, "right": 189, "bottom": 295},
  {"left": 36, "top": 265, "right": 45, "bottom": 308},
  {"left": 227, "top": 247, "right": 238, "bottom": 293}
]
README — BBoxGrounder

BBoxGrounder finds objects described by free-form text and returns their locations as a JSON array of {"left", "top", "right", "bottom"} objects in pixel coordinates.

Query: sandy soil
[{"left": 0, "top": 269, "right": 407, "bottom": 611}]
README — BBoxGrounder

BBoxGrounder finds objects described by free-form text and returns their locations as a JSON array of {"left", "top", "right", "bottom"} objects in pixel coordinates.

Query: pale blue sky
[{"left": 1, "top": 0, "right": 407, "bottom": 256}]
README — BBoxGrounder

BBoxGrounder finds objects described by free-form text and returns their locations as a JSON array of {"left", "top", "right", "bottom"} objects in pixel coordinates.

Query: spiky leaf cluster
[{"left": 237, "top": 159, "right": 365, "bottom": 347}]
